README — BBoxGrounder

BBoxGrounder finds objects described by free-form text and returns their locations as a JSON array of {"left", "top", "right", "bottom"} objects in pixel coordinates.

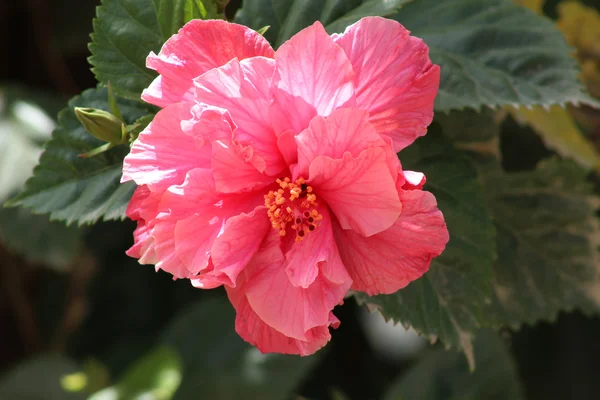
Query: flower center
[{"left": 264, "top": 177, "right": 323, "bottom": 242}]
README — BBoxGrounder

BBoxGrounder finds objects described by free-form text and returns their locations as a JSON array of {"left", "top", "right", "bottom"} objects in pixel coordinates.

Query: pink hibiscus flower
[{"left": 122, "top": 17, "right": 449, "bottom": 355}]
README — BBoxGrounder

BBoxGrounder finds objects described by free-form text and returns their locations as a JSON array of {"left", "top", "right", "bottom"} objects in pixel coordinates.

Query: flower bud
[{"left": 74, "top": 107, "right": 124, "bottom": 144}]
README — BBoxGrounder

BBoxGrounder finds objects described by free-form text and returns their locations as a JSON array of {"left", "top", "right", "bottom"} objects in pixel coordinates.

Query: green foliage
[
  {"left": 161, "top": 297, "right": 320, "bottom": 400},
  {"left": 89, "top": 0, "right": 163, "bottom": 100},
  {"left": 0, "top": 86, "right": 82, "bottom": 269},
  {"left": 355, "top": 130, "right": 497, "bottom": 364},
  {"left": 382, "top": 330, "right": 525, "bottom": 400},
  {"left": 235, "top": 0, "right": 410, "bottom": 47},
  {"left": 6, "top": 88, "right": 152, "bottom": 225},
  {"left": 154, "top": 0, "right": 221, "bottom": 39},
  {"left": 391, "top": 0, "right": 598, "bottom": 111},
  {"left": 89, "top": 347, "right": 182, "bottom": 400},
  {"left": 486, "top": 159, "right": 600, "bottom": 327},
  {"left": 5, "top": 0, "right": 600, "bottom": 398}
]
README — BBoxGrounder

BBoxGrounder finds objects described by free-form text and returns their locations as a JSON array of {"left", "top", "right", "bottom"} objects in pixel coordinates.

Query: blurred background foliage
[{"left": 1, "top": 0, "right": 600, "bottom": 399}]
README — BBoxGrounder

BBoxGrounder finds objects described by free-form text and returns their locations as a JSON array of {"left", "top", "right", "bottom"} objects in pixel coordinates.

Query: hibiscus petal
[
  {"left": 269, "top": 91, "right": 317, "bottom": 136},
  {"left": 125, "top": 185, "right": 161, "bottom": 264},
  {"left": 283, "top": 206, "right": 351, "bottom": 288},
  {"left": 193, "top": 57, "right": 286, "bottom": 175},
  {"left": 332, "top": 17, "right": 439, "bottom": 152},
  {"left": 334, "top": 189, "right": 449, "bottom": 295},
  {"left": 142, "top": 20, "right": 274, "bottom": 107},
  {"left": 204, "top": 206, "right": 271, "bottom": 288},
  {"left": 158, "top": 168, "right": 221, "bottom": 220},
  {"left": 245, "top": 231, "right": 351, "bottom": 341},
  {"left": 152, "top": 218, "right": 191, "bottom": 279},
  {"left": 211, "top": 140, "right": 274, "bottom": 194},
  {"left": 402, "top": 170, "right": 426, "bottom": 190},
  {"left": 122, "top": 102, "right": 212, "bottom": 191},
  {"left": 128, "top": 220, "right": 158, "bottom": 264},
  {"left": 151, "top": 168, "right": 266, "bottom": 279},
  {"left": 159, "top": 168, "right": 265, "bottom": 220},
  {"left": 295, "top": 108, "right": 385, "bottom": 177},
  {"left": 181, "top": 103, "right": 234, "bottom": 143},
  {"left": 308, "top": 148, "right": 401, "bottom": 237},
  {"left": 273, "top": 21, "right": 355, "bottom": 119},
  {"left": 226, "top": 274, "right": 338, "bottom": 356}
]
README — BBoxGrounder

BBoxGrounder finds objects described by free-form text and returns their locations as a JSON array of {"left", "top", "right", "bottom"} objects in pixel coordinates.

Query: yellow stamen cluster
[{"left": 265, "top": 177, "right": 323, "bottom": 241}]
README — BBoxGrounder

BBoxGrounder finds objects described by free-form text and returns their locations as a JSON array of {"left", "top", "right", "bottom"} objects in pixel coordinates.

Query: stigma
[{"left": 264, "top": 177, "right": 323, "bottom": 242}]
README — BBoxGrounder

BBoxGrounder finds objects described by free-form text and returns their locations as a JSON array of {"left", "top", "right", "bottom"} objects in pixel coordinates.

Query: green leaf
[
  {"left": 324, "top": 0, "right": 413, "bottom": 35},
  {"left": 355, "top": 129, "right": 497, "bottom": 366},
  {"left": 154, "top": 0, "right": 220, "bottom": 39},
  {"left": 485, "top": 158, "right": 600, "bottom": 327},
  {"left": 89, "top": 347, "right": 182, "bottom": 400},
  {"left": 382, "top": 330, "right": 525, "bottom": 400},
  {"left": 6, "top": 88, "right": 152, "bottom": 226},
  {"left": 89, "top": 0, "right": 164, "bottom": 100},
  {"left": 390, "top": 0, "right": 597, "bottom": 111},
  {"left": 161, "top": 296, "right": 319, "bottom": 400},
  {"left": 438, "top": 109, "right": 600, "bottom": 331},
  {"left": 0, "top": 86, "right": 82, "bottom": 269},
  {"left": 235, "top": 0, "right": 410, "bottom": 47},
  {"left": 0, "top": 354, "right": 85, "bottom": 399}
]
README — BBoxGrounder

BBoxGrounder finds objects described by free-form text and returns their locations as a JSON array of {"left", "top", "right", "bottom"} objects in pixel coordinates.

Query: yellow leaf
[
  {"left": 511, "top": 105, "right": 600, "bottom": 171},
  {"left": 515, "top": 0, "right": 545, "bottom": 14},
  {"left": 557, "top": 2, "right": 600, "bottom": 57}
]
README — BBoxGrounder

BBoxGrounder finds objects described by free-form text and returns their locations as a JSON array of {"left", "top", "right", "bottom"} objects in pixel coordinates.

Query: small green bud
[{"left": 74, "top": 107, "right": 124, "bottom": 144}]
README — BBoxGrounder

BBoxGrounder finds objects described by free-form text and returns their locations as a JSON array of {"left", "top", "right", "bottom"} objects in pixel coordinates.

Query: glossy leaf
[
  {"left": 392, "top": 0, "right": 597, "bottom": 111},
  {"left": 89, "top": 0, "right": 164, "bottom": 100},
  {"left": 235, "top": 0, "right": 410, "bottom": 46}
]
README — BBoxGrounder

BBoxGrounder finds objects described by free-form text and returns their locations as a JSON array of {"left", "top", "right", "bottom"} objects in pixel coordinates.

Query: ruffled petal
[
  {"left": 211, "top": 140, "right": 274, "bottom": 194},
  {"left": 226, "top": 274, "right": 339, "bottom": 356},
  {"left": 334, "top": 189, "right": 449, "bottom": 295},
  {"left": 122, "top": 102, "right": 212, "bottom": 191},
  {"left": 295, "top": 108, "right": 385, "bottom": 177},
  {"left": 244, "top": 231, "right": 351, "bottom": 341},
  {"left": 158, "top": 168, "right": 221, "bottom": 220},
  {"left": 193, "top": 206, "right": 271, "bottom": 288},
  {"left": 152, "top": 168, "right": 265, "bottom": 279},
  {"left": 273, "top": 21, "right": 355, "bottom": 122},
  {"left": 142, "top": 20, "right": 274, "bottom": 107},
  {"left": 308, "top": 148, "right": 401, "bottom": 237},
  {"left": 193, "top": 57, "right": 286, "bottom": 175},
  {"left": 283, "top": 206, "right": 351, "bottom": 288},
  {"left": 125, "top": 185, "right": 161, "bottom": 264},
  {"left": 181, "top": 103, "right": 234, "bottom": 143},
  {"left": 332, "top": 17, "right": 439, "bottom": 152},
  {"left": 153, "top": 214, "right": 216, "bottom": 278}
]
